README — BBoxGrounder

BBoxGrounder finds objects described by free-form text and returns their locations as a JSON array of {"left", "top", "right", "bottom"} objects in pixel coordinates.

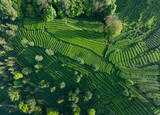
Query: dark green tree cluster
[
  {"left": 0, "top": 23, "right": 18, "bottom": 38},
  {"left": 54, "top": 0, "right": 117, "bottom": 18},
  {"left": 0, "top": 0, "right": 18, "bottom": 21},
  {"left": 0, "top": 0, "right": 117, "bottom": 22}
]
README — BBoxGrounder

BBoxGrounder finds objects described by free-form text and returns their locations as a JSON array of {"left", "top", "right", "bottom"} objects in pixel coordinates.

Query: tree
[
  {"left": 0, "top": 0, "right": 18, "bottom": 21},
  {"left": 25, "top": 4, "right": 36, "bottom": 18},
  {"left": 34, "top": 0, "right": 49, "bottom": 12},
  {"left": 87, "top": 108, "right": 96, "bottom": 115},
  {"left": 29, "top": 41, "right": 35, "bottom": 46},
  {"left": 22, "top": 67, "right": 32, "bottom": 75},
  {"left": 6, "top": 23, "right": 18, "bottom": 31},
  {"left": 42, "top": 5, "right": 57, "bottom": 22},
  {"left": 3, "top": 44, "right": 14, "bottom": 51},
  {"left": 12, "top": 71, "right": 23, "bottom": 80},
  {"left": 45, "top": 49, "right": 54, "bottom": 56},
  {"left": 13, "top": 80, "right": 22, "bottom": 88},
  {"left": 122, "top": 89, "right": 129, "bottom": 96},
  {"left": 19, "top": 101, "right": 29, "bottom": 113},
  {"left": 50, "top": 86, "right": 56, "bottom": 92},
  {"left": 21, "top": 39, "right": 29, "bottom": 48},
  {"left": 92, "top": 64, "right": 99, "bottom": 71},
  {"left": 91, "top": 0, "right": 111, "bottom": 14},
  {"left": 77, "top": 58, "right": 84, "bottom": 65},
  {"left": 110, "top": 4, "right": 117, "bottom": 15},
  {"left": 0, "top": 23, "right": 18, "bottom": 38},
  {"left": 46, "top": 108, "right": 59, "bottom": 115},
  {"left": 112, "top": 0, "right": 116, "bottom": 4},
  {"left": 124, "top": 79, "right": 134, "bottom": 87},
  {"left": 73, "top": 106, "right": 81, "bottom": 115},
  {"left": 34, "top": 63, "right": 43, "bottom": 69},
  {"left": 105, "top": 15, "right": 118, "bottom": 26},
  {"left": 84, "top": 91, "right": 92, "bottom": 101},
  {"left": 35, "top": 55, "right": 43, "bottom": 62},
  {"left": 8, "top": 87, "right": 20, "bottom": 101},
  {"left": 26, "top": 99, "right": 36, "bottom": 114},
  {"left": 107, "top": 20, "right": 122, "bottom": 37},
  {"left": 0, "top": 37, "right": 7, "bottom": 45},
  {"left": 34, "top": 106, "right": 43, "bottom": 115},
  {"left": 60, "top": 82, "right": 66, "bottom": 89}
]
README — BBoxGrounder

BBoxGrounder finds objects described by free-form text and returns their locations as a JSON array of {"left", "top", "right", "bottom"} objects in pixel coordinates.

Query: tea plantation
[{"left": 0, "top": 0, "right": 160, "bottom": 115}]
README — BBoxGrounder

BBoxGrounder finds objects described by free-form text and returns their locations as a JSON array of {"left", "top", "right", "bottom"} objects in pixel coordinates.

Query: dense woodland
[{"left": 0, "top": 0, "right": 160, "bottom": 115}]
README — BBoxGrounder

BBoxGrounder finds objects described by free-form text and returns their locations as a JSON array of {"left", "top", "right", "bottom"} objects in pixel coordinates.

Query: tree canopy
[
  {"left": 87, "top": 108, "right": 96, "bottom": 115},
  {"left": 107, "top": 20, "right": 122, "bottom": 37},
  {"left": 0, "top": 0, "right": 17, "bottom": 21}
]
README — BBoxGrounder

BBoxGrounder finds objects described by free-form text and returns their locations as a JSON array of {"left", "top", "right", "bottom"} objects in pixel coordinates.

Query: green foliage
[
  {"left": 87, "top": 108, "right": 96, "bottom": 115},
  {"left": 46, "top": 108, "right": 59, "bottom": 115},
  {"left": 73, "top": 106, "right": 81, "bottom": 115},
  {"left": 35, "top": 55, "right": 43, "bottom": 62},
  {"left": 26, "top": 99, "right": 37, "bottom": 114},
  {"left": 0, "top": 0, "right": 17, "bottom": 20},
  {"left": 22, "top": 67, "right": 32, "bottom": 75},
  {"left": 107, "top": 20, "right": 122, "bottom": 37},
  {"left": 91, "top": 0, "right": 111, "bottom": 14},
  {"left": 45, "top": 49, "right": 54, "bottom": 56},
  {"left": 25, "top": 4, "right": 36, "bottom": 18},
  {"left": 21, "top": 39, "right": 30, "bottom": 48},
  {"left": 122, "top": 89, "right": 129, "bottom": 96},
  {"left": 29, "top": 41, "right": 35, "bottom": 46},
  {"left": 112, "top": 0, "right": 116, "bottom": 4},
  {"left": 60, "top": 82, "right": 66, "bottom": 89},
  {"left": 92, "top": 64, "right": 99, "bottom": 71},
  {"left": 0, "top": 23, "right": 18, "bottom": 38},
  {"left": 84, "top": 91, "right": 92, "bottom": 101},
  {"left": 125, "top": 79, "right": 134, "bottom": 87},
  {"left": 77, "top": 58, "right": 84, "bottom": 65},
  {"left": 145, "top": 16, "right": 155, "bottom": 28},
  {"left": 50, "top": 86, "right": 56, "bottom": 92},
  {"left": 105, "top": 15, "right": 119, "bottom": 26},
  {"left": 19, "top": 101, "right": 29, "bottom": 113},
  {"left": 42, "top": 5, "right": 57, "bottom": 22},
  {"left": 8, "top": 87, "right": 20, "bottom": 101},
  {"left": 12, "top": 71, "right": 23, "bottom": 80}
]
